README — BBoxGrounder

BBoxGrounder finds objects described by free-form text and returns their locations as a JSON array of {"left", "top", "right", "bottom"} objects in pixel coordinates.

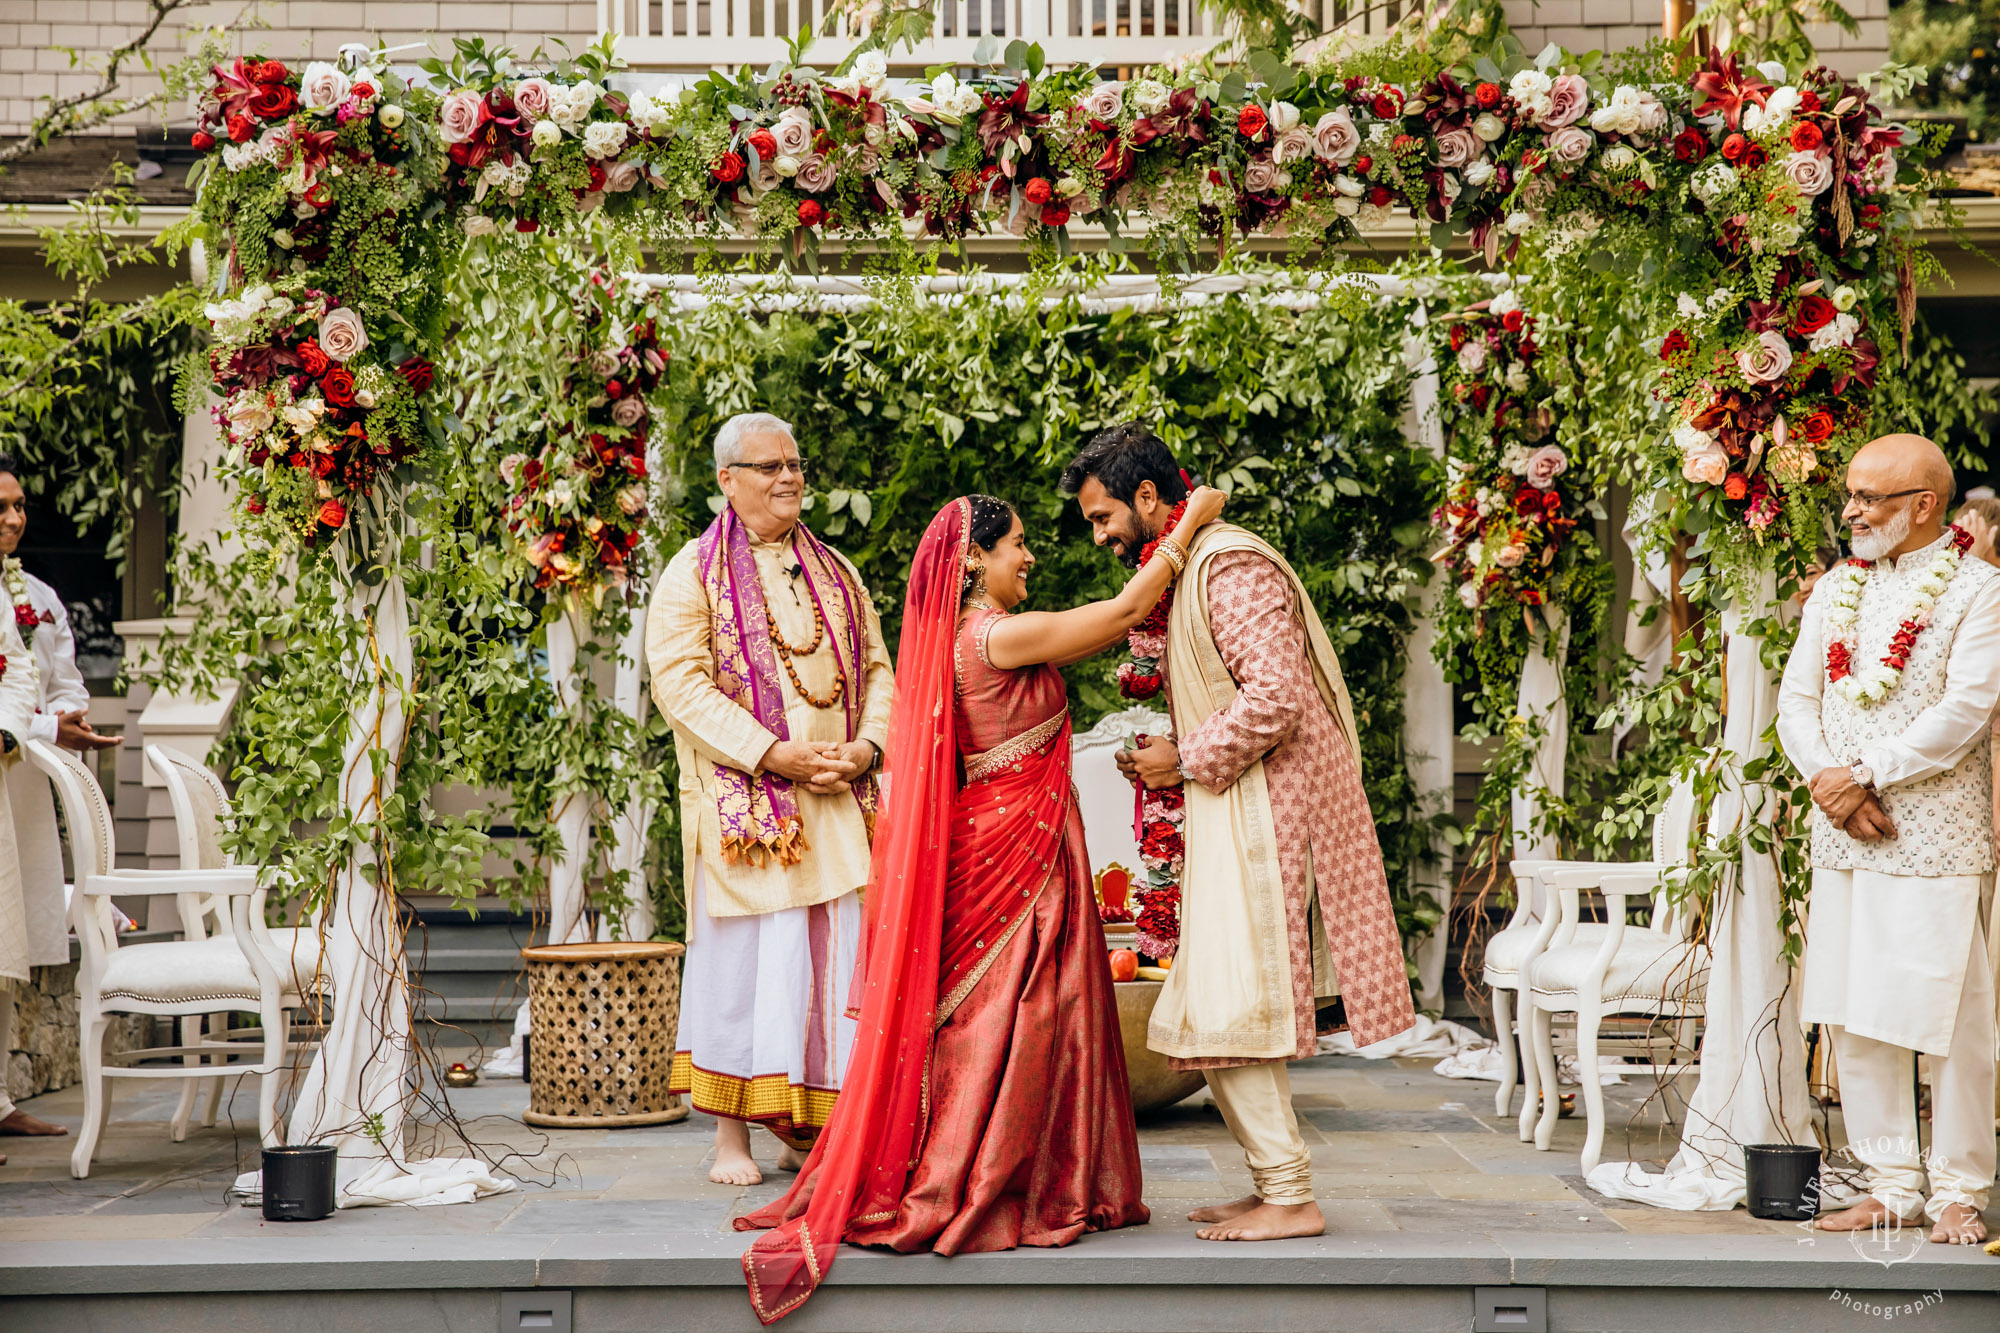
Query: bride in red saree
[{"left": 736, "top": 488, "right": 1224, "bottom": 1322}]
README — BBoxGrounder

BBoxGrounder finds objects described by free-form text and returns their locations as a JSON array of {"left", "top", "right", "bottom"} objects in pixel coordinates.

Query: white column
[{"left": 599, "top": 605, "right": 656, "bottom": 942}]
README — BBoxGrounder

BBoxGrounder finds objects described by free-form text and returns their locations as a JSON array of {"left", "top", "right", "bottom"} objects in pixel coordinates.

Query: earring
[{"left": 964, "top": 561, "right": 987, "bottom": 601}]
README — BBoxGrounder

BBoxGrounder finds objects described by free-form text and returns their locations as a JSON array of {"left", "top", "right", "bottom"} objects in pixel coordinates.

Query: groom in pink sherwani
[{"left": 1064, "top": 423, "right": 1414, "bottom": 1243}]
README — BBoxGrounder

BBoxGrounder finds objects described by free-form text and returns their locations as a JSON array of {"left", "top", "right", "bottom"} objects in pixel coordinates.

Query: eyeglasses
[
  {"left": 1842, "top": 487, "right": 1926, "bottom": 509},
  {"left": 728, "top": 458, "right": 809, "bottom": 479}
]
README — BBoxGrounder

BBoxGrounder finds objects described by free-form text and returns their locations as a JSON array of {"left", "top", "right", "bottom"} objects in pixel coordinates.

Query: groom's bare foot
[
  {"left": 1930, "top": 1203, "right": 1989, "bottom": 1245},
  {"left": 0, "top": 1110, "right": 68, "bottom": 1136},
  {"left": 1815, "top": 1196, "right": 1922, "bottom": 1232},
  {"left": 709, "top": 1119, "right": 763, "bottom": 1187},
  {"left": 1187, "top": 1194, "right": 1261, "bottom": 1224},
  {"left": 1197, "top": 1199, "right": 1325, "bottom": 1241}
]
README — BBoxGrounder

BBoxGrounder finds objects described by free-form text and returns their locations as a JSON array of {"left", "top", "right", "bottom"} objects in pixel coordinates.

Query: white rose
[
  {"left": 1691, "top": 160, "right": 1737, "bottom": 205},
  {"left": 1472, "top": 112, "right": 1506, "bottom": 143},
  {"left": 1332, "top": 194, "right": 1360, "bottom": 217},
  {"left": 772, "top": 108, "right": 814, "bottom": 158},
  {"left": 1333, "top": 174, "right": 1365, "bottom": 198},
  {"left": 853, "top": 50, "right": 888, "bottom": 88},
  {"left": 1832, "top": 284, "right": 1858, "bottom": 312},
  {"left": 1490, "top": 289, "right": 1521, "bottom": 317},
  {"left": 772, "top": 154, "right": 801, "bottom": 178},
  {"left": 950, "top": 84, "right": 983, "bottom": 118},
  {"left": 1356, "top": 202, "right": 1389, "bottom": 229},
  {"left": 1464, "top": 159, "right": 1495, "bottom": 187},
  {"left": 1505, "top": 210, "right": 1533, "bottom": 234},
  {"left": 532, "top": 119, "right": 562, "bottom": 148},
  {"left": 1268, "top": 100, "right": 1301, "bottom": 134},
  {"left": 582, "top": 120, "right": 628, "bottom": 160},
  {"left": 1601, "top": 144, "right": 1636, "bottom": 170},
  {"left": 300, "top": 62, "right": 350, "bottom": 114},
  {"left": 1808, "top": 312, "right": 1861, "bottom": 352},
  {"left": 1131, "top": 79, "right": 1170, "bottom": 116},
  {"left": 354, "top": 389, "right": 376, "bottom": 409},
  {"left": 1456, "top": 341, "right": 1489, "bottom": 374},
  {"left": 462, "top": 213, "right": 498, "bottom": 237},
  {"left": 1505, "top": 361, "right": 1530, "bottom": 392}
]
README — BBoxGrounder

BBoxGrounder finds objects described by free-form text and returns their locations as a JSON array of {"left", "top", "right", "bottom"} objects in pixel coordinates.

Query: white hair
[{"left": 714, "top": 412, "right": 795, "bottom": 470}]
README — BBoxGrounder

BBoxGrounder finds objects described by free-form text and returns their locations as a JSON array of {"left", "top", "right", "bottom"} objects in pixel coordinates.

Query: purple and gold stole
[{"left": 698, "top": 508, "right": 880, "bottom": 866}]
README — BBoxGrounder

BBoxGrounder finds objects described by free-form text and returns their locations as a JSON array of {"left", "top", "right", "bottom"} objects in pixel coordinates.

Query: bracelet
[{"left": 1154, "top": 537, "right": 1189, "bottom": 578}]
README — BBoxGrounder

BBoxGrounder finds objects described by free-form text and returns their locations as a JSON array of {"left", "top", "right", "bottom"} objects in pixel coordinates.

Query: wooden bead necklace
[{"left": 766, "top": 597, "right": 846, "bottom": 710}]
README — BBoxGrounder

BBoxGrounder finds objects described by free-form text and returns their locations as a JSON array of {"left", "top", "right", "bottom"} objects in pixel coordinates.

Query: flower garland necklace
[
  {"left": 1824, "top": 525, "right": 1973, "bottom": 708},
  {"left": 0, "top": 558, "right": 41, "bottom": 683},
  {"left": 1116, "top": 496, "right": 1189, "bottom": 959}
]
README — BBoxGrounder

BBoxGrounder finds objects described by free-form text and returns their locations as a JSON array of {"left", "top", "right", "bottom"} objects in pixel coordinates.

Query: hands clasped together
[
  {"left": 1809, "top": 766, "right": 1897, "bottom": 841},
  {"left": 761, "top": 738, "right": 877, "bottom": 795}
]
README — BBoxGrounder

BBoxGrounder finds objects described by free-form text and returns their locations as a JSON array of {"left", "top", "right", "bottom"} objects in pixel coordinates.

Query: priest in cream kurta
[
  {"left": 1776, "top": 435, "right": 2000, "bottom": 1244},
  {"left": 647, "top": 413, "right": 893, "bottom": 1186}
]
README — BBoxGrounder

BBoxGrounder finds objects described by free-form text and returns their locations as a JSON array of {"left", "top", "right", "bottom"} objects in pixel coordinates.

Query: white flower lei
[
  {"left": 1823, "top": 530, "right": 1969, "bottom": 707},
  {"left": 1, "top": 557, "right": 36, "bottom": 652}
]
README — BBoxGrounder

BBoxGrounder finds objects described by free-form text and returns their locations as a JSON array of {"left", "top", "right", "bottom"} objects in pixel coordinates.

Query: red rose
[
  {"left": 747, "top": 127, "right": 777, "bottom": 158},
  {"left": 317, "top": 499, "right": 347, "bottom": 529},
  {"left": 1720, "top": 133, "right": 1747, "bottom": 162},
  {"left": 1371, "top": 86, "right": 1403, "bottom": 118},
  {"left": 516, "top": 217, "right": 539, "bottom": 232},
  {"left": 1237, "top": 104, "right": 1268, "bottom": 139},
  {"left": 1789, "top": 122, "right": 1824, "bottom": 153},
  {"left": 712, "top": 151, "right": 744, "bottom": 183},
  {"left": 397, "top": 357, "right": 434, "bottom": 393},
  {"left": 1448, "top": 323, "right": 1470, "bottom": 351},
  {"left": 351, "top": 81, "right": 376, "bottom": 101},
  {"left": 1353, "top": 154, "right": 1373, "bottom": 174},
  {"left": 1368, "top": 185, "right": 1393, "bottom": 207},
  {"left": 191, "top": 130, "right": 215, "bottom": 150},
  {"left": 1392, "top": 133, "right": 1416, "bottom": 153},
  {"left": 1470, "top": 384, "right": 1492, "bottom": 411},
  {"left": 1501, "top": 309, "right": 1525, "bottom": 333},
  {"left": 309, "top": 451, "right": 337, "bottom": 479},
  {"left": 244, "top": 496, "right": 266, "bottom": 515},
  {"left": 797, "top": 198, "right": 825, "bottom": 227},
  {"left": 249, "top": 84, "right": 296, "bottom": 119},
  {"left": 1800, "top": 90, "right": 1823, "bottom": 114},
  {"left": 1739, "top": 144, "right": 1768, "bottom": 170},
  {"left": 297, "top": 339, "right": 330, "bottom": 376},
  {"left": 227, "top": 114, "right": 254, "bottom": 143},
  {"left": 1024, "top": 177, "right": 1053, "bottom": 204},
  {"left": 321, "top": 366, "right": 357, "bottom": 408},
  {"left": 1475, "top": 82, "right": 1501, "bottom": 108},
  {"left": 586, "top": 161, "right": 607, "bottom": 191},
  {"left": 15, "top": 603, "right": 39, "bottom": 631},
  {"left": 1673, "top": 128, "right": 1708, "bottom": 163},
  {"left": 1793, "top": 294, "right": 1838, "bottom": 335},
  {"left": 1040, "top": 202, "right": 1070, "bottom": 227},
  {"left": 1723, "top": 472, "right": 1749, "bottom": 501},
  {"left": 254, "top": 60, "right": 291, "bottom": 84},
  {"left": 1660, "top": 328, "right": 1690, "bottom": 359},
  {"left": 1795, "top": 408, "right": 1836, "bottom": 443}
]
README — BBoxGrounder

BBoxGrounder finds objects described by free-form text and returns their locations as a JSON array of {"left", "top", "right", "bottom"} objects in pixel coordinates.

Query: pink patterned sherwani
[{"left": 1166, "top": 548, "right": 1414, "bottom": 1069}]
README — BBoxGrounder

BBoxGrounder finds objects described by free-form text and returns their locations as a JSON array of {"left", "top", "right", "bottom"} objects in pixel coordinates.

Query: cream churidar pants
[
  {"left": 1204, "top": 1061, "right": 1312, "bottom": 1205},
  {"left": 0, "top": 984, "right": 16, "bottom": 1120},
  {"left": 1815, "top": 870, "right": 1996, "bottom": 1221}
]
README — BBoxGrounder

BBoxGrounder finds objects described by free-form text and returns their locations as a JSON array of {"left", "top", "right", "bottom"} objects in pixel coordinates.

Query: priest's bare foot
[
  {"left": 1187, "top": 1195, "right": 1260, "bottom": 1223},
  {"left": 775, "top": 1143, "right": 805, "bottom": 1172},
  {"left": 1814, "top": 1197, "right": 1922, "bottom": 1232},
  {"left": 1197, "top": 1200, "right": 1325, "bottom": 1241},
  {"left": 709, "top": 1119, "right": 763, "bottom": 1187},
  {"left": 1930, "top": 1203, "right": 1988, "bottom": 1245},
  {"left": 0, "top": 1110, "right": 68, "bottom": 1136}
]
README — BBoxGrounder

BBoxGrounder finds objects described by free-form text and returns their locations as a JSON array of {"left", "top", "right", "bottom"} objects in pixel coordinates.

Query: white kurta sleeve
[
  {"left": 1856, "top": 576, "right": 2000, "bottom": 791},
  {"left": 27, "top": 576, "right": 88, "bottom": 745},
  {"left": 1776, "top": 586, "right": 1840, "bottom": 780}
]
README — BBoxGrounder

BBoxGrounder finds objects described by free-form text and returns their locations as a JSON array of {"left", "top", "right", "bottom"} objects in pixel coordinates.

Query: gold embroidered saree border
[
  {"left": 669, "top": 1054, "right": 839, "bottom": 1135},
  {"left": 962, "top": 710, "right": 1065, "bottom": 783}
]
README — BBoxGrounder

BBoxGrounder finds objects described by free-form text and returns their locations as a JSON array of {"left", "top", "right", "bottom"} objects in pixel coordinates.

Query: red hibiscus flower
[
  {"left": 1789, "top": 122, "right": 1824, "bottom": 153},
  {"left": 321, "top": 367, "right": 357, "bottom": 408},
  {"left": 1040, "top": 201, "right": 1070, "bottom": 227},
  {"left": 797, "top": 199, "right": 825, "bottom": 227},
  {"left": 1024, "top": 177, "right": 1053, "bottom": 203},
  {"left": 1673, "top": 128, "right": 1708, "bottom": 163},
  {"left": 747, "top": 127, "right": 777, "bottom": 159},
  {"left": 1475, "top": 82, "right": 1501, "bottom": 108},
  {"left": 1237, "top": 104, "right": 1268, "bottom": 140},
  {"left": 1660, "top": 328, "right": 1690, "bottom": 359},
  {"left": 1794, "top": 408, "right": 1836, "bottom": 443},
  {"left": 317, "top": 499, "right": 347, "bottom": 529},
  {"left": 249, "top": 84, "right": 297, "bottom": 120},
  {"left": 1793, "top": 294, "right": 1838, "bottom": 335},
  {"left": 397, "top": 357, "right": 435, "bottom": 393},
  {"left": 712, "top": 151, "right": 744, "bottom": 183}
]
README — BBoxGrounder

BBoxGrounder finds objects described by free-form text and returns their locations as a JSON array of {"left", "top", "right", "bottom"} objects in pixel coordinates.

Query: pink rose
[
  {"left": 1781, "top": 150, "right": 1833, "bottom": 196},
  {"left": 1524, "top": 445, "right": 1568, "bottom": 490},
  {"left": 1435, "top": 126, "right": 1480, "bottom": 169},
  {"left": 316, "top": 306, "right": 369, "bottom": 363},
  {"left": 1495, "top": 544, "right": 1527, "bottom": 569},
  {"left": 439, "top": 88, "right": 486, "bottom": 146},
  {"left": 1548, "top": 125, "right": 1594, "bottom": 164},
  {"left": 771, "top": 108, "right": 813, "bottom": 159},
  {"left": 590, "top": 350, "right": 620, "bottom": 377},
  {"left": 1540, "top": 74, "right": 1590, "bottom": 129},
  {"left": 611, "top": 396, "right": 647, "bottom": 428},
  {"left": 513, "top": 78, "right": 553, "bottom": 120},
  {"left": 500, "top": 453, "right": 529, "bottom": 485},
  {"left": 616, "top": 484, "right": 648, "bottom": 516},
  {"left": 1273, "top": 125, "right": 1314, "bottom": 166},
  {"left": 1736, "top": 329, "right": 1794, "bottom": 384},
  {"left": 1455, "top": 340, "right": 1488, "bottom": 374},
  {"left": 1242, "top": 155, "right": 1284, "bottom": 194},
  {"left": 1680, "top": 434, "right": 1729, "bottom": 486},
  {"left": 604, "top": 158, "right": 643, "bottom": 193},
  {"left": 1312, "top": 108, "right": 1359, "bottom": 163},
  {"left": 795, "top": 153, "right": 836, "bottom": 192},
  {"left": 1082, "top": 83, "right": 1123, "bottom": 119}
]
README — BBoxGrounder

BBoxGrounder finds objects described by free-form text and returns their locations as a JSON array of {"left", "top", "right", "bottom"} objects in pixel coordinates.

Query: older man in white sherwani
[
  {"left": 1777, "top": 434, "right": 2000, "bottom": 1246},
  {"left": 0, "top": 595, "right": 43, "bottom": 1163}
]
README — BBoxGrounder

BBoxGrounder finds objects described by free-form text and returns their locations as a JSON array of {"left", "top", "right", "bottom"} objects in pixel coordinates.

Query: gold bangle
[{"left": 1155, "top": 537, "right": 1188, "bottom": 578}]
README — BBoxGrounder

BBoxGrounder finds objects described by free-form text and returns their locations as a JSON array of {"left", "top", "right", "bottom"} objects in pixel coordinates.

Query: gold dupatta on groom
[{"left": 1146, "top": 522, "right": 1364, "bottom": 1062}]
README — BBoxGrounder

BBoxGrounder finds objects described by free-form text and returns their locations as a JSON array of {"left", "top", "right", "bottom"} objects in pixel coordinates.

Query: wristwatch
[{"left": 1849, "top": 761, "right": 1875, "bottom": 791}]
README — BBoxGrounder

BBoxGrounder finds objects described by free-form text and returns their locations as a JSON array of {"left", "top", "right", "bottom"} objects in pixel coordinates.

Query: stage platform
[{"left": 4, "top": 1054, "right": 1996, "bottom": 1332}]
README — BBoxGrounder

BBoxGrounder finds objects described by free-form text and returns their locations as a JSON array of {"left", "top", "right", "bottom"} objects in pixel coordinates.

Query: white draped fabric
[
  {"left": 241, "top": 575, "right": 514, "bottom": 1207},
  {"left": 1510, "top": 614, "right": 1571, "bottom": 862},
  {"left": 1587, "top": 570, "right": 1816, "bottom": 1210},
  {"left": 544, "top": 603, "right": 593, "bottom": 947},
  {"left": 600, "top": 606, "right": 658, "bottom": 943}
]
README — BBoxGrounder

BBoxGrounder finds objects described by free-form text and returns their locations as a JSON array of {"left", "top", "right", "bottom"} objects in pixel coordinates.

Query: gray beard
[{"left": 1850, "top": 507, "right": 1913, "bottom": 562}]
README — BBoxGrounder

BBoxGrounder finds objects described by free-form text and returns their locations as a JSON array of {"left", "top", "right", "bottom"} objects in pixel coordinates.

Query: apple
[{"left": 1108, "top": 948, "right": 1139, "bottom": 982}]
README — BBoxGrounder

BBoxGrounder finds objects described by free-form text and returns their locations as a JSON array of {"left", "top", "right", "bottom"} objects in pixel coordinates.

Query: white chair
[
  {"left": 1523, "top": 782, "right": 1706, "bottom": 1174},
  {"left": 34, "top": 740, "right": 311, "bottom": 1178},
  {"left": 144, "top": 743, "right": 328, "bottom": 1142}
]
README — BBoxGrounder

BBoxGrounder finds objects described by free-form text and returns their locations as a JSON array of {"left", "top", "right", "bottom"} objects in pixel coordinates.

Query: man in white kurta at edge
[{"left": 1777, "top": 433, "right": 2000, "bottom": 1246}]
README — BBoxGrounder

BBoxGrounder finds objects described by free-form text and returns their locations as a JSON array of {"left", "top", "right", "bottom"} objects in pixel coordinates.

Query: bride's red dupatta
[{"left": 734, "top": 499, "right": 970, "bottom": 1323}]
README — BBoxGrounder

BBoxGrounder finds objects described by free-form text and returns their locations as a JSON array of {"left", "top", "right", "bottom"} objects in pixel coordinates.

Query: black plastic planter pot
[
  {"left": 262, "top": 1144, "right": 338, "bottom": 1222},
  {"left": 1744, "top": 1143, "right": 1821, "bottom": 1220}
]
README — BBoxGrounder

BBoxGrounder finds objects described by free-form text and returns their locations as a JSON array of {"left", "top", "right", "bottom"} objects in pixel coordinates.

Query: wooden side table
[{"left": 519, "top": 940, "right": 690, "bottom": 1129}]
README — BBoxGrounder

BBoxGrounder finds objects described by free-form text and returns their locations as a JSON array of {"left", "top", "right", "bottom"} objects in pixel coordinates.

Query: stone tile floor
[{"left": 0, "top": 1052, "right": 1991, "bottom": 1247}]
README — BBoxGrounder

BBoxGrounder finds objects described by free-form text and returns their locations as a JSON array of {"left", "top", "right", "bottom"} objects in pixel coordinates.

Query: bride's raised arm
[{"left": 984, "top": 486, "right": 1225, "bottom": 672}]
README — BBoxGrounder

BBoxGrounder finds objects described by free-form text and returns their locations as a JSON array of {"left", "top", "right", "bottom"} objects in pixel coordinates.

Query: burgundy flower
[
  {"left": 1691, "top": 50, "right": 1773, "bottom": 131},
  {"left": 976, "top": 81, "right": 1049, "bottom": 154}
]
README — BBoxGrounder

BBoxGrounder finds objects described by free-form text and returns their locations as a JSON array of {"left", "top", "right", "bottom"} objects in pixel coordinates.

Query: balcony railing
[{"left": 598, "top": 0, "right": 1402, "bottom": 71}]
